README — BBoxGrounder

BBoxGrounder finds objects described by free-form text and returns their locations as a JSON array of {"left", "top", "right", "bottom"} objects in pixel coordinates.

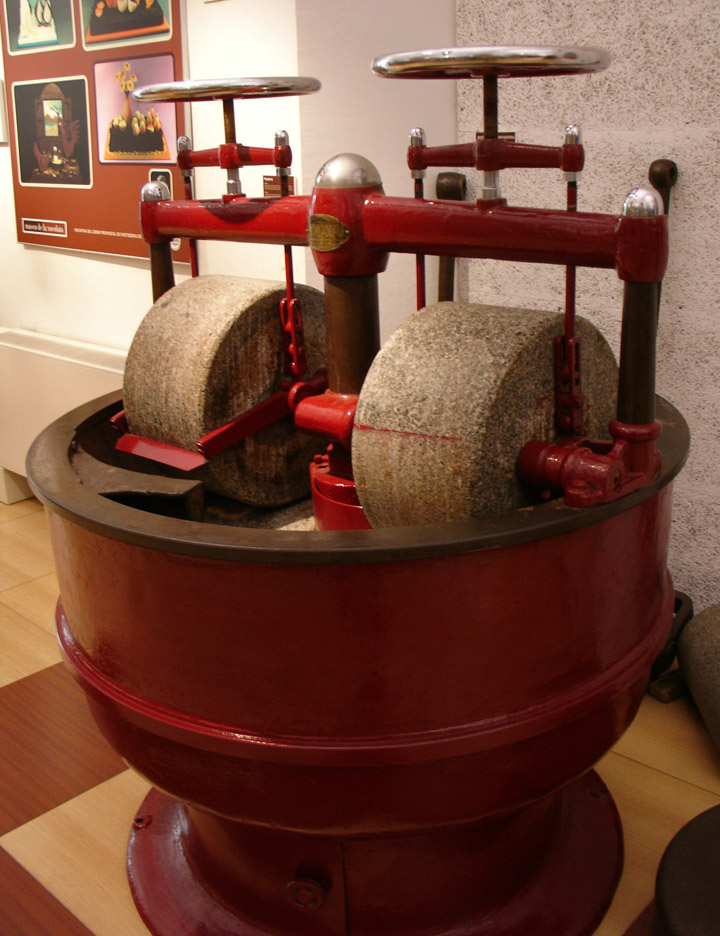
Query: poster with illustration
[
  {"left": 0, "top": 0, "right": 186, "bottom": 259},
  {"left": 81, "top": 0, "right": 170, "bottom": 50},
  {"left": 94, "top": 53, "right": 175, "bottom": 162},
  {"left": 3, "top": 0, "right": 75, "bottom": 54},
  {"left": 13, "top": 76, "right": 92, "bottom": 186}
]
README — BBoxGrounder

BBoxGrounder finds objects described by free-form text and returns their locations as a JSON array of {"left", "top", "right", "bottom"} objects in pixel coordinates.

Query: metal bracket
[{"left": 517, "top": 419, "right": 662, "bottom": 508}]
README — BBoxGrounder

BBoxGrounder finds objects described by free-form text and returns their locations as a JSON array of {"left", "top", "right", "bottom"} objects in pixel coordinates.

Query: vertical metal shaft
[
  {"left": 481, "top": 76, "right": 500, "bottom": 200},
  {"left": 617, "top": 185, "right": 665, "bottom": 425},
  {"left": 222, "top": 98, "right": 236, "bottom": 144},
  {"left": 436, "top": 172, "right": 468, "bottom": 302},
  {"left": 149, "top": 243, "right": 176, "bottom": 302},
  {"left": 222, "top": 98, "right": 241, "bottom": 195},
  {"left": 565, "top": 182, "right": 578, "bottom": 341},
  {"left": 617, "top": 281, "right": 659, "bottom": 425},
  {"left": 410, "top": 128, "right": 427, "bottom": 310},
  {"left": 324, "top": 275, "right": 381, "bottom": 395},
  {"left": 563, "top": 125, "right": 581, "bottom": 341},
  {"left": 276, "top": 132, "right": 295, "bottom": 301},
  {"left": 482, "top": 76, "right": 498, "bottom": 138},
  {"left": 414, "top": 176, "right": 426, "bottom": 310},
  {"left": 177, "top": 135, "right": 198, "bottom": 277},
  {"left": 142, "top": 181, "right": 175, "bottom": 302}
]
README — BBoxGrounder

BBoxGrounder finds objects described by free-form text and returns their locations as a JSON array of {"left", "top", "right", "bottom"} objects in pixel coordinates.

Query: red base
[
  {"left": 310, "top": 449, "right": 372, "bottom": 530},
  {"left": 128, "top": 770, "right": 622, "bottom": 936}
]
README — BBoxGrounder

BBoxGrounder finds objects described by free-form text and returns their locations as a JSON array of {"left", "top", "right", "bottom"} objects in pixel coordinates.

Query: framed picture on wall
[
  {"left": 80, "top": 0, "right": 171, "bottom": 50},
  {"left": 2, "top": 0, "right": 76, "bottom": 55},
  {"left": 13, "top": 76, "right": 92, "bottom": 186},
  {"left": 0, "top": 0, "right": 188, "bottom": 260},
  {"left": 94, "top": 53, "right": 176, "bottom": 163}
]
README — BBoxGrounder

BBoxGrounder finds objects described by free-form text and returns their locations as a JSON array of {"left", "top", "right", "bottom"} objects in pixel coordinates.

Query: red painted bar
[
  {"left": 178, "top": 144, "right": 290, "bottom": 171},
  {"left": 408, "top": 140, "right": 584, "bottom": 172},
  {"left": 363, "top": 196, "right": 667, "bottom": 281},
  {"left": 140, "top": 189, "right": 666, "bottom": 282},
  {"left": 141, "top": 194, "right": 311, "bottom": 245},
  {"left": 364, "top": 196, "right": 618, "bottom": 267}
]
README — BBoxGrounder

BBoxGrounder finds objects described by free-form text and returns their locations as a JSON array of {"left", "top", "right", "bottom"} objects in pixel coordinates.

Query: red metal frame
[
  {"left": 128, "top": 142, "right": 670, "bottom": 514},
  {"left": 140, "top": 193, "right": 667, "bottom": 283},
  {"left": 177, "top": 142, "right": 292, "bottom": 172},
  {"left": 408, "top": 138, "right": 584, "bottom": 173}
]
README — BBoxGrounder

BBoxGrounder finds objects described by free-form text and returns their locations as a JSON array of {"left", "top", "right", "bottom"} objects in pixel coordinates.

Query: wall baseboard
[
  {"left": 0, "top": 467, "right": 32, "bottom": 504},
  {"left": 0, "top": 329, "right": 125, "bottom": 480}
]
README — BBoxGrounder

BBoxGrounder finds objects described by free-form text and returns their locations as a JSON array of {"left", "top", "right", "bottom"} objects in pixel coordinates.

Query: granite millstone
[
  {"left": 352, "top": 302, "right": 618, "bottom": 528},
  {"left": 123, "top": 275, "right": 327, "bottom": 506},
  {"left": 678, "top": 604, "right": 720, "bottom": 753}
]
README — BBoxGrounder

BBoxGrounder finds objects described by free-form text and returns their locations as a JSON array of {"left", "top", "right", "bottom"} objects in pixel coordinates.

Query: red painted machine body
[
  {"left": 52, "top": 493, "right": 671, "bottom": 832},
  {"left": 27, "top": 393, "right": 688, "bottom": 935}
]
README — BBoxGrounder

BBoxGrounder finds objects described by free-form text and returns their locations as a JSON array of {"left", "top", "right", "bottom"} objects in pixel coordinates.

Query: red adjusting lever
[{"left": 112, "top": 369, "right": 333, "bottom": 470}]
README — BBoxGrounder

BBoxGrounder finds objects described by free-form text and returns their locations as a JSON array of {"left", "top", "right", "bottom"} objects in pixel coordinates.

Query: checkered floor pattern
[{"left": 1, "top": 497, "right": 719, "bottom": 935}]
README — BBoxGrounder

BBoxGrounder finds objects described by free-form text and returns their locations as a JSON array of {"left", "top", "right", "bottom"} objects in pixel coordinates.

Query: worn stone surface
[
  {"left": 124, "top": 275, "right": 327, "bottom": 506},
  {"left": 678, "top": 604, "right": 720, "bottom": 754},
  {"left": 455, "top": 0, "right": 720, "bottom": 611},
  {"left": 352, "top": 302, "right": 617, "bottom": 528}
]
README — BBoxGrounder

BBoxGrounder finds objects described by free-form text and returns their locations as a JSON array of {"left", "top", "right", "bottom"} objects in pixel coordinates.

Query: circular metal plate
[
  {"left": 372, "top": 46, "right": 610, "bottom": 79},
  {"left": 128, "top": 773, "right": 621, "bottom": 936},
  {"left": 133, "top": 76, "right": 321, "bottom": 103}
]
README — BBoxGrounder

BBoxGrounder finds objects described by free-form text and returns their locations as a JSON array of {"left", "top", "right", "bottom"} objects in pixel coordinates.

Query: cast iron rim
[{"left": 26, "top": 390, "right": 689, "bottom": 565}]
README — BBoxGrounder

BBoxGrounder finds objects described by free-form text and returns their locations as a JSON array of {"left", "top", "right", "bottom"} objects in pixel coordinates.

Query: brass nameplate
[{"left": 308, "top": 214, "right": 351, "bottom": 252}]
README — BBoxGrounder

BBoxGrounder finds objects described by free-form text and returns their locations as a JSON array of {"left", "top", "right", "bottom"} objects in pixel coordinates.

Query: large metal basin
[{"left": 27, "top": 391, "right": 689, "bottom": 936}]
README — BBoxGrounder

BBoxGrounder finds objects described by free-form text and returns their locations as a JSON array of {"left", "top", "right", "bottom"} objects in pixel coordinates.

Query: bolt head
[{"left": 287, "top": 878, "right": 326, "bottom": 911}]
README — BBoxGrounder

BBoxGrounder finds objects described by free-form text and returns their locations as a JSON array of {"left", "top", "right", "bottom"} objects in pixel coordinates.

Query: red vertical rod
[
  {"left": 565, "top": 181, "right": 578, "bottom": 340},
  {"left": 183, "top": 174, "right": 199, "bottom": 278},
  {"left": 554, "top": 177, "right": 584, "bottom": 436},
  {"left": 280, "top": 169, "right": 294, "bottom": 300},
  {"left": 414, "top": 176, "right": 426, "bottom": 310},
  {"left": 278, "top": 151, "right": 306, "bottom": 379},
  {"left": 178, "top": 136, "right": 199, "bottom": 277}
]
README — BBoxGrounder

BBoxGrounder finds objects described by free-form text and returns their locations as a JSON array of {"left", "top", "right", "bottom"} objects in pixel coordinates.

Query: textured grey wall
[{"left": 456, "top": 1, "right": 720, "bottom": 610}]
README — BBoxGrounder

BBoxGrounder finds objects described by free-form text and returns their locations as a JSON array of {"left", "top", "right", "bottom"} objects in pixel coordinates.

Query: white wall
[
  {"left": 456, "top": 0, "right": 720, "bottom": 610},
  {"left": 183, "top": 0, "right": 306, "bottom": 285},
  {"left": 0, "top": 150, "right": 155, "bottom": 350},
  {"left": 295, "top": 0, "right": 457, "bottom": 340},
  {"left": 0, "top": 0, "right": 306, "bottom": 350},
  {"left": 0, "top": 0, "right": 456, "bottom": 349}
]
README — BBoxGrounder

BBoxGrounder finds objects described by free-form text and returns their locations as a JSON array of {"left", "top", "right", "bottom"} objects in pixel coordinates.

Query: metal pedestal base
[{"left": 128, "top": 770, "right": 622, "bottom": 936}]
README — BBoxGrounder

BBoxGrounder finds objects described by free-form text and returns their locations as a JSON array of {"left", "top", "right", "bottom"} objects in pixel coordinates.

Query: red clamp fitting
[
  {"left": 292, "top": 391, "right": 358, "bottom": 450},
  {"left": 517, "top": 420, "right": 662, "bottom": 508}
]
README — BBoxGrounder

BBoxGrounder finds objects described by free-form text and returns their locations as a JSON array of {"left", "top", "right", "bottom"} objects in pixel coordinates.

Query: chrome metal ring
[
  {"left": 372, "top": 46, "right": 610, "bottom": 79},
  {"left": 133, "top": 76, "right": 321, "bottom": 103}
]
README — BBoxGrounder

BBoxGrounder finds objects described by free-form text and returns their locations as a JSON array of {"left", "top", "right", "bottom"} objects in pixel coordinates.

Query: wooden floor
[{"left": 1, "top": 497, "right": 719, "bottom": 936}]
